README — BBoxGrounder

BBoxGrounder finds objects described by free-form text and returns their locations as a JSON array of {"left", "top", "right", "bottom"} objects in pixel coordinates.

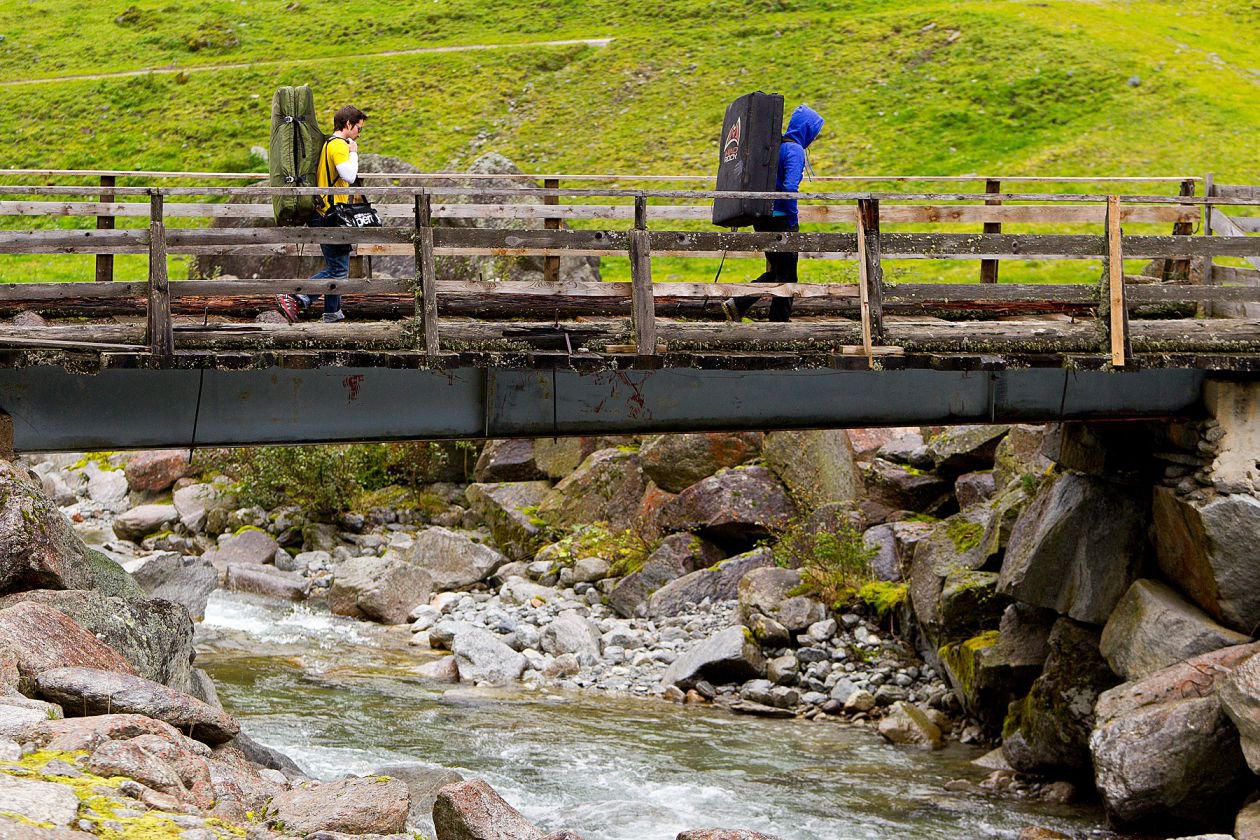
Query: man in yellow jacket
[{"left": 277, "top": 105, "right": 367, "bottom": 323}]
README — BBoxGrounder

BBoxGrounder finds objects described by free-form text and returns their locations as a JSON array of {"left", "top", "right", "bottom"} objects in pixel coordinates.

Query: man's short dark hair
[{"left": 333, "top": 105, "right": 367, "bottom": 131}]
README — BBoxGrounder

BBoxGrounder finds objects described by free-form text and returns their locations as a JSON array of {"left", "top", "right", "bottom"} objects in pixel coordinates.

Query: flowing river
[{"left": 196, "top": 592, "right": 1106, "bottom": 840}]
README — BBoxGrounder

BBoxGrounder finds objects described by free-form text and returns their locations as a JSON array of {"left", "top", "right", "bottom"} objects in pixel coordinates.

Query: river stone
[
  {"left": 83, "top": 461, "right": 130, "bottom": 512},
  {"left": 536, "top": 448, "right": 647, "bottom": 533},
  {"left": 677, "top": 830, "right": 786, "bottom": 840},
  {"left": 907, "top": 506, "right": 1006, "bottom": 651},
  {"left": 452, "top": 627, "right": 527, "bottom": 685},
  {"left": 203, "top": 528, "right": 280, "bottom": 571},
  {"left": 955, "top": 471, "right": 998, "bottom": 509},
  {"left": 646, "top": 548, "right": 775, "bottom": 619},
  {"left": 129, "top": 552, "right": 217, "bottom": 621},
  {"left": 0, "top": 774, "right": 80, "bottom": 828},
  {"left": 173, "top": 483, "right": 222, "bottom": 533},
  {"left": 329, "top": 554, "right": 433, "bottom": 625},
  {"left": 124, "top": 450, "right": 192, "bottom": 493},
  {"left": 863, "top": 520, "right": 933, "bottom": 582},
  {"left": 205, "top": 742, "right": 289, "bottom": 822},
  {"left": 1153, "top": 487, "right": 1260, "bottom": 633},
  {"left": 433, "top": 779, "right": 542, "bottom": 840},
  {"left": 36, "top": 666, "right": 239, "bottom": 745},
  {"left": 877, "top": 701, "right": 943, "bottom": 750},
  {"left": 997, "top": 472, "right": 1148, "bottom": 624},
  {"left": 465, "top": 481, "right": 552, "bottom": 561},
  {"left": 0, "top": 459, "right": 96, "bottom": 596},
  {"left": 736, "top": 567, "right": 825, "bottom": 633},
  {"left": 533, "top": 438, "right": 599, "bottom": 480},
  {"left": 0, "top": 588, "right": 195, "bottom": 692},
  {"left": 19, "top": 713, "right": 187, "bottom": 754},
  {"left": 375, "top": 763, "right": 464, "bottom": 838},
  {"left": 925, "top": 425, "right": 1009, "bottom": 476},
  {"left": 607, "top": 532, "right": 723, "bottom": 618},
  {"left": 88, "top": 734, "right": 214, "bottom": 808},
  {"left": 112, "top": 504, "right": 179, "bottom": 543},
  {"left": 267, "top": 776, "right": 410, "bottom": 836},
  {"left": 0, "top": 601, "right": 138, "bottom": 690},
  {"left": 415, "top": 656, "right": 460, "bottom": 683},
  {"left": 1002, "top": 618, "right": 1119, "bottom": 776},
  {"left": 660, "top": 467, "right": 796, "bottom": 546},
  {"left": 229, "top": 731, "right": 306, "bottom": 781},
  {"left": 1216, "top": 652, "right": 1260, "bottom": 774},
  {"left": 661, "top": 625, "right": 766, "bottom": 690},
  {"left": 473, "top": 439, "right": 547, "bottom": 483},
  {"left": 225, "top": 562, "right": 308, "bottom": 601},
  {"left": 84, "top": 548, "right": 146, "bottom": 600},
  {"left": 861, "top": 458, "right": 950, "bottom": 515},
  {"left": 639, "top": 432, "right": 763, "bottom": 494},
  {"left": 1101, "top": 578, "right": 1252, "bottom": 681},
  {"left": 540, "top": 611, "right": 600, "bottom": 659},
  {"left": 499, "top": 576, "right": 555, "bottom": 607},
  {"left": 404, "top": 527, "right": 507, "bottom": 590},
  {"left": 993, "top": 424, "right": 1055, "bottom": 489}
]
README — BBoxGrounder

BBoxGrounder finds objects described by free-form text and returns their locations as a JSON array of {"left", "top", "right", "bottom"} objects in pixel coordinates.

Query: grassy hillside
[{"left": 2, "top": 0, "right": 1259, "bottom": 285}]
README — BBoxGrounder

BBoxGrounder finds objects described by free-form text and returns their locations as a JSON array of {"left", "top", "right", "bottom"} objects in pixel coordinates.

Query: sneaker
[
  {"left": 720, "top": 299, "right": 740, "bottom": 322},
  {"left": 276, "top": 294, "right": 300, "bottom": 324},
  {"left": 321, "top": 310, "right": 346, "bottom": 323}
]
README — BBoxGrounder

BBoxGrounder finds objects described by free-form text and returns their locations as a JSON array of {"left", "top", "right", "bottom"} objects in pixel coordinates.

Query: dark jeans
[
  {"left": 733, "top": 216, "right": 797, "bottom": 321},
  {"left": 305, "top": 212, "right": 348, "bottom": 314}
]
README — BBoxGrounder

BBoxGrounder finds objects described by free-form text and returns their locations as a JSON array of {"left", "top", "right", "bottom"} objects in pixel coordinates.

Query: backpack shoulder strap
[{"left": 319, "top": 135, "right": 350, "bottom": 213}]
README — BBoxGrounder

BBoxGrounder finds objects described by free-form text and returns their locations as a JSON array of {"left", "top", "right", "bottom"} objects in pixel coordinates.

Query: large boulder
[
  {"left": 202, "top": 528, "right": 280, "bottom": 571},
  {"left": 173, "top": 483, "right": 227, "bottom": 533},
  {"left": 84, "top": 548, "right": 145, "bottom": 600},
  {"left": 607, "top": 533, "right": 724, "bottom": 618},
  {"left": 329, "top": 554, "right": 433, "bottom": 624},
  {"left": 128, "top": 552, "right": 218, "bottom": 621},
  {"left": 404, "top": 527, "right": 507, "bottom": 591},
  {"left": 374, "top": 763, "right": 465, "bottom": 838},
  {"left": 1101, "top": 578, "right": 1252, "bottom": 681},
  {"left": 0, "top": 602, "right": 138, "bottom": 689},
  {"left": 736, "top": 567, "right": 826, "bottom": 634},
  {"left": 877, "top": 701, "right": 944, "bottom": 750},
  {"left": 660, "top": 467, "right": 796, "bottom": 547},
  {"left": 35, "top": 666, "right": 238, "bottom": 745},
  {"left": 473, "top": 439, "right": 547, "bottom": 483},
  {"left": 533, "top": 438, "right": 599, "bottom": 480},
  {"left": 451, "top": 627, "right": 527, "bottom": 685},
  {"left": 539, "top": 611, "right": 601, "bottom": 659},
  {"left": 863, "top": 520, "right": 934, "bottom": 582},
  {"left": 18, "top": 712, "right": 186, "bottom": 753},
  {"left": 465, "top": 481, "right": 552, "bottom": 561},
  {"left": 90, "top": 733, "right": 215, "bottom": 809},
  {"left": 1152, "top": 487, "right": 1260, "bottom": 633},
  {"left": 907, "top": 506, "right": 1008, "bottom": 649},
  {"left": 224, "top": 562, "right": 308, "bottom": 601},
  {"left": 993, "top": 424, "right": 1054, "bottom": 489},
  {"left": 266, "top": 776, "right": 410, "bottom": 836},
  {"left": 124, "top": 450, "right": 192, "bottom": 493},
  {"left": 82, "top": 461, "right": 130, "bottom": 512},
  {"left": 112, "top": 504, "right": 180, "bottom": 543},
  {"left": 997, "top": 473, "right": 1148, "bottom": 624},
  {"left": 639, "top": 432, "right": 763, "bottom": 494},
  {"left": 860, "top": 459, "right": 950, "bottom": 515},
  {"left": 0, "top": 774, "right": 81, "bottom": 829},
  {"left": 1090, "top": 644, "right": 1260, "bottom": 832},
  {"left": 536, "top": 448, "right": 647, "bottom": 533},
  {"left": 925, "top": 425, "right": 1009, "bottom": 476},
  {"left": 433, "top": 779, "right": 543, "bottom": 840},
  {"left": 645, "top": 548, "right": 775, "bottom": 618},
  {"left": 0, "top": 589, "right": 195, "bottom": 693},
  {"left": 0, "top": 459, "right": 95, "bottom": 595},
  {"left": 762, "top": 429, "right": 861, "bottom": 508},
  {"left": 1218, "top": 652, "right": 1260, "bottom": 774},
  {"left": 1003, "top": 618, "right": 1120, "bottom": 776},
  {"left": 662, "top": 626, "right": 766, "bottom": 690}
]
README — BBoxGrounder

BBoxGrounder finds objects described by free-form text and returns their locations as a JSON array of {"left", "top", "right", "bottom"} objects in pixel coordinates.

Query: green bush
[{"left": 775, "top": 518, "right": 878, "bottom": 608}]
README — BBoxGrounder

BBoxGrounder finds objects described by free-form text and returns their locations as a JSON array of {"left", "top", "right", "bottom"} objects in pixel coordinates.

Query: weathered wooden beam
[
  {"left": 980, "top": 179, "right": 1001, "bottom": 284},
  {"left": 147, "top": 193, "right": 173, "bottom": 360},
  {"left": 856, "top": 199, "right": 885, "bottom": 352},
  {"left": 543, "top": 178, "right": 560, "bottom": 284},
  {"left": 1208, "top": 209, "right": 1260, "bottom": 272},
  {"left": 414, "top": 193, "right": 439, "bottom": 356},
  {"left": 1106, "top": 196, "right": 1131, "bottom": 367},
  {"left": 1161, "top": 179, "right": 1197, "bottom": 284},
  {"left": 629, "top": 195, "right": 657, "bottom": 357},
  {"left": 95, "top": 175, "right": 115, "bottom": 283}
]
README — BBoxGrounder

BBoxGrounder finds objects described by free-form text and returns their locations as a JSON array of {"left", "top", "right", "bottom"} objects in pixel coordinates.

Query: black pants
[{"left": 734, "top": 216, "right": 798, "bottom": 321}]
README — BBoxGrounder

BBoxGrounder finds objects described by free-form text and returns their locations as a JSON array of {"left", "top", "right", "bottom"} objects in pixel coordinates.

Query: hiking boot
[
  {"left": 321, "top": 310, "right": 346, "bottom": 323},
  {"left": 720, "top": 299, "right": 740, "bottom": 322},
  {"left": 276, "top": 294, "right": 301, "bottom": 324}
]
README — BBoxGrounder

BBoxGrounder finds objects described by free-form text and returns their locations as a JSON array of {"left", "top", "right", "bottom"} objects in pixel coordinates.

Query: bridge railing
[{"left": 5, "top": 173, "right": 1260, "bottom": 370}]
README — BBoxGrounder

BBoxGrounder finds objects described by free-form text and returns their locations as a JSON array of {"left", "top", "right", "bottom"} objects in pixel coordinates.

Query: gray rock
[
  {"left": 329, "top": 554, "right": 433, "bottom": 625},
  {"left": 537, "top": 449, "right": 647, "bottom": 533},
  {"left": 1237, "top": 799, "right": 1260, "bottom": 840},
  {"left": 499, "top": 576, "right": 555, "bottom": 606},
  {"left": 661, "top": 626, "right": 766, "bottom": 690},
  {"left": 533, "top": 438, "right": 599, "bottom": 480},
  {"left": 607, "top": 532, "right": 722, "bottom": 618},
  {"left": 374, "top": 763, "right": 464, "bottom": 839},
  {"left": 762, "top": 429, "right": 860, "bottom": 506},
  {"left": 997, "top": 473, "right": 1148, "bottom": 624},
  {"left": 877, "top": 701, "right": 943, "bottom": 749},
  {"left": 993, "top": 424, "right": 1054, "bottom": 490},
  {"left": 452, "top": 627, "right": 527, "bottom": 685},
  {"left": 225, "top": 563, "right": 307, "bottom": 601},
  {"left": 0, "top": 459, "right": 96, "bottom": 595},
  {"left": 404, "top": 527, "right": 507, "bottom": 590},
  {"left": 572, "top": 556, "right": 610, "bottom": 584},
  {"left": 0, "top": 601, "right": 139, "bottom": 690},
  {"left": 35, "top": 666, "right": 238, "bottom": 745},
  {"left": 639, "top": 432, "right": 763, "bottom": 494},
  {"left": 925, "top": 425, "right": 1009, "bottom": 476},
  {"left": 540, "top": 612, "right": 601, "bottom": 659},
  {"left": 0, "top": 773, "right": 80, "bottom": 827},
  {"left": 767, "top": 655, "right": 798, "bottom": 686},
  {"left": 861, "top": 458, "right": 950, "bottom": 514},
  {"left": 863, "top": 520, "right": 933, "bottom": 582},
  {"left": 415, "top": 656, "right": 460, "bottom": 683},
  {"left": 1153, "top": 487, "right": 1260, "bottom": 633},
  {"left": 266, "top": 776, "right": 410, "bottom": 836},
  {"left": 473, "top": 439, "right": 547, "bottom": 483},
  {"left": 646, "top": 548, "right": 775, "bottom": 618},
  {"left": 203, "top": 528, "right": 280, "bottom": 571},
  {"left": 1101, "top": 578, "right": 1252, "bottom": 681},
  {"left": 465, "top": 481, "right": 552, "bottom": 562},
  {"left": 955, "top": 471, "right": 997, "bottom": 509},
  {"left": 433, "top": 779, "right": 542, "bottom": 840},
  {"left": 1216, "top": 652, "right": 1260, "bottom": 774},
  {"left": 173, "top": 483, "right": 223, "bottom": 533},
  {"left": 84, "top": 548, "right": 145, "bottom": 600},
  {"left": 112, "top": 504, "right": 179, "bottom": 543},
  {"left": 660, "top": 466, "right": 796, "bottom": 545},
  {"left": 736, "top": 567, "right": 825, "bottom": 633},
  {"left": 128, "top": 552, "right": 217, "bottom": 622},
  {"left": 85, "top": 462, "right": 130, "bottom": 511}
]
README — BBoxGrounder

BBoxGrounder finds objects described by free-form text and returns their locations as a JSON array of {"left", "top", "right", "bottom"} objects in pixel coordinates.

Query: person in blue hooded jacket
[{"left": 724, "top": 104, "right": 825, "bottom": 322}]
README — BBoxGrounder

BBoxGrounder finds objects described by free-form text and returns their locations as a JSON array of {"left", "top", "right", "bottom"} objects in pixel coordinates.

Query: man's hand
[{"left": 347, "top": 138, "right": 358, "bottom": 154}]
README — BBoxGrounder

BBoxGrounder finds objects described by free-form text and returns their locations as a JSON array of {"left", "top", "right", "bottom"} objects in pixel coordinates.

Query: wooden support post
[
  {"left": 95, "top": 174, "right": 116, "bottom": 283},
  {"left": 855, "top": 198, "right": 885, "bottom": 358},
  {"left": 146, "top": 191, "right": 173, "bottom": 359},
  {"left": 629, "top": 194, "right": 657, "bottom": 356},
  {"left": 1162, "top": 178, "right": 1196, "bottom": 284},
  {"left": 1203, "top": 173, "right": 1215, "bottom": 288},
  {"left": 543, "top": 178, "right": 560, "bottom": 284},
  {"left": 1105, "top": 195, "right": 1131, "bottom": 368},
  {"left": 980, "top": 179, "right": 1001, "bottom": 284},
  {"left": 414, "top": 192, "right": 439, "bottom": 355},
  {"left": 0, "top": 410, "right": 12, "bottom": 461}
]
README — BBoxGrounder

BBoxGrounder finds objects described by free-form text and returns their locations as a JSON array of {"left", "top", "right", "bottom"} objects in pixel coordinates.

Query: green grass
[{"left": 2, "top": 0, "right": 1259, "bottom": 284}]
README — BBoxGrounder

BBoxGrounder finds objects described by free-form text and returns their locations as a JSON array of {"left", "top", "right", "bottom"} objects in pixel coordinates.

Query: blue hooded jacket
[{"left": 772, "top": 105, "right": 825, "bottom": 225}]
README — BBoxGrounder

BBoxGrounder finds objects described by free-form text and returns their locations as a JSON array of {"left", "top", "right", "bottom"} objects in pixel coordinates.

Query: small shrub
[
  {"left": 215, "top": 446, "right": 363, "bottom": 519},
  {"left": 185, "top": 20, "right": 240, "bottom": 52},
  {"left": 543, "top": 522, "right": 655, "bottom": 576},
  {"left": 776, "top": 518, "right": 878, "bottom": 608}
]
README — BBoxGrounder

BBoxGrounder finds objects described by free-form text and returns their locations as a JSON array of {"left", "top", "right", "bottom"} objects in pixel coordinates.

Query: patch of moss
[
  {"left": 938, "top": 630, "right": 1000, "bottom": 705},
  {"left": 945, "top": 519, "right": 985, "bottom": 553},
  {"left": 231, "top": 524, "right": 266, "bottom": 537},
  {"left": 857, "top": 581, "right": 908, "bottom": 618},
  {"left": 70, "top": 452, "right": 122, "bottom": 472}
]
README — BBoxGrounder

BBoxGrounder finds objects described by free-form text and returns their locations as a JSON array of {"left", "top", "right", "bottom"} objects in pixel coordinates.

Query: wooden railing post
[
  {"left": 95, "top": 174, "right": 116, "bottom": 283},
  {"left": 1162, "top": 178, "right": 1196, "bottom": 284},
  {"left": 543, "top": 177, "right": 560, "bottom": 284},
  {"left": 629, "top": 194, "right": 657, "bottom": 356},
  {"left": 146, "top": 190, "right": 173, "bottom": 359},
  {"left": 855, "top": 198, "right": 885, "bottom": 356},
  {"left": 1203, "top": 173, "right": 1215, "bottom": 288},
  {"left": 980, "top": 178, "right": 1001, "bottom": 284},
  {"left": 1104, "top": 195, "right": 1131, "bottom": 368},
  {"left": 414, "top": 191, "right": 439, "bottom": 355}
]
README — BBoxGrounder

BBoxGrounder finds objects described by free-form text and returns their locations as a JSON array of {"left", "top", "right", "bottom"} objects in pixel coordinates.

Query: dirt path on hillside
[{"left": 0, "top": 37, "right": 613, "bottom": 87}]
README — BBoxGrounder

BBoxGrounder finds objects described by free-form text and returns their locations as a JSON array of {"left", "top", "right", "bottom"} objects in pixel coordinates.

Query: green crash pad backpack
[{"left": 269, "top": 85, "right": 326, "bottom": 226}]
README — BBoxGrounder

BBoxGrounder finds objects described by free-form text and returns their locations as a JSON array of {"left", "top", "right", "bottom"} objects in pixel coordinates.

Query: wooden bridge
[{"left": 0, "top": 169, "right": 1257, "bottom": 451}]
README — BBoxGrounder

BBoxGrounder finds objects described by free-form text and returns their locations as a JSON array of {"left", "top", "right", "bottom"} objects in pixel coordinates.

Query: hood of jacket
[{"left": 784, "top": 105, "right": 824, "bottom": 148}]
